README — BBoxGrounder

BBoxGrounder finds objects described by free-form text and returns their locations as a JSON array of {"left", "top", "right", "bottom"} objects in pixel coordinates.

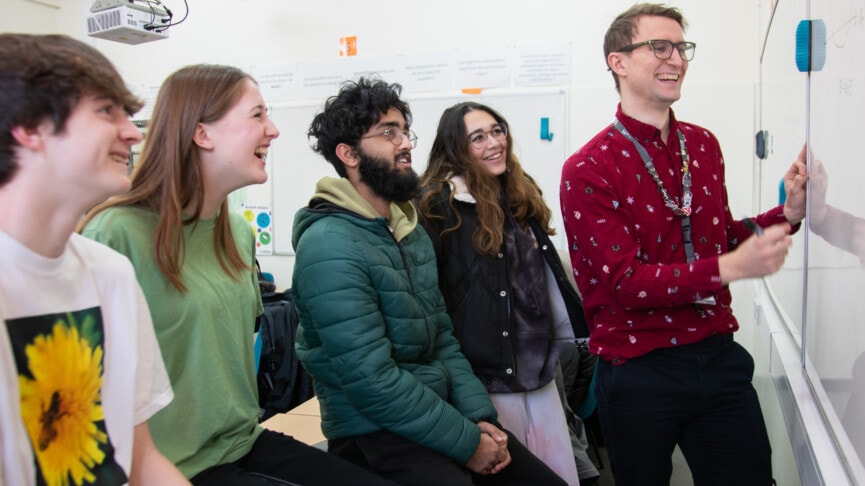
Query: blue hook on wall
[{"left": 540, "top": 117, "right": 554, "bottom": 141}]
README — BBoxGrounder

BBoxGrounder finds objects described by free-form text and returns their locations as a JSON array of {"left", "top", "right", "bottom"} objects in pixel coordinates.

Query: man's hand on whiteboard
[{"left": 783, "top": 144, "right": 809, "bottom": 225}]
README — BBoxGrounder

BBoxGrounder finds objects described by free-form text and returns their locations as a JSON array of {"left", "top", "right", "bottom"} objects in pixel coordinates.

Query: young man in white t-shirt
[{"left": 0, "top": 33, "right": 189, "bottom": 485}]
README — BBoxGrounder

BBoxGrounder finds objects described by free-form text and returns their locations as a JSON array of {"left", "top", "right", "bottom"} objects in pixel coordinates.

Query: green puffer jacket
[{"left": 291, "top": 177, "right": 498, "bottom": 465}]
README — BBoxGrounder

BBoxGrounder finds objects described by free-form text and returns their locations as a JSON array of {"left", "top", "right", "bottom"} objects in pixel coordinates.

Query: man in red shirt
[{"left": 559, "top": 4, "right": 808, "bottom": 485}]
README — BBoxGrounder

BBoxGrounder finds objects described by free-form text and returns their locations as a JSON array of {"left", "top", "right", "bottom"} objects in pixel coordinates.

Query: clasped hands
[{"left": 465, "top": 421, "right": 511, "bottom": 475}]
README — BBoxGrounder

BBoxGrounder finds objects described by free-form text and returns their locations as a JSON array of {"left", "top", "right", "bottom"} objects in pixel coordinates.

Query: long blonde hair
[
  {"left": 79, "top": 64, "right": 252, "bottom": 292},
  {"left": 418, "top": 102, "right": 554, "bottom": 257}
]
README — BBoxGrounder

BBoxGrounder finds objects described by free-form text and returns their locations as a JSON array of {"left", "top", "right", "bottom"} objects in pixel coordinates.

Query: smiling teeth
[
  {"left": 485, "top": 152, "right": 502, "bottom": 160},
  {"left": 255, "top": 148, "right": 268, "bottom": 158},
  {"left": 658, "top": 74, "right": 679, "bottom": 81}
]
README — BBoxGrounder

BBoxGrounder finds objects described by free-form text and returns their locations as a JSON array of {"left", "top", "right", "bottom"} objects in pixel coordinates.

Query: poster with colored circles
[{"left": 241, "top": 204, "right": 273, "bottom": 255}]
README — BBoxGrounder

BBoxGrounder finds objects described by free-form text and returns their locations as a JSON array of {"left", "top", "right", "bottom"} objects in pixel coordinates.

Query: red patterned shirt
[{"left": 560, "top": 105, "right": 790, "bottom": 364}]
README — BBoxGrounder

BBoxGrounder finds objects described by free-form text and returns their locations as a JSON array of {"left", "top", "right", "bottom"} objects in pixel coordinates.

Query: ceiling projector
[{"left": 86, "top": 0, "right": 171, "bottom": 45}]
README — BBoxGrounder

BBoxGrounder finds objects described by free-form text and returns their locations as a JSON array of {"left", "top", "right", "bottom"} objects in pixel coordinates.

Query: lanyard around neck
[
  {"left": 613, "top": 119, "right": 696, "bottom": 263},
  {"left": 613, "top": 119, "right": 692, "bottom": 217}
]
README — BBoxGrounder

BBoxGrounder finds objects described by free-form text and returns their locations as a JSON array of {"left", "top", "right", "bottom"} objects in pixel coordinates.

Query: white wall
[
  {"left": 33, "top": 0, "right": 758, "bottom": 284},
  {"left": 1, "top": 0, "right": 82, "bottom": 35},
  {"left": 5, "top": 0, "right": 764, "bottom": 283},
  {"left": 3, "top": 0, "right": 766, "bottom": 288}
]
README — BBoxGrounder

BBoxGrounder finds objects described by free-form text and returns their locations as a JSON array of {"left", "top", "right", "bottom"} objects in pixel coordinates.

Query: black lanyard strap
[{"left": 613, "top": 119, "right": 696, "bottom": 264}]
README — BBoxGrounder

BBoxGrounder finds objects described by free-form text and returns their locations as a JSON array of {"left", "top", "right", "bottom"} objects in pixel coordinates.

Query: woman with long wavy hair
[
  {"left": 418, "top": 102, "right": 588, "bottom": 485},
  {"left": 79, "top": 64, "right": 394, "bottom": 486}
]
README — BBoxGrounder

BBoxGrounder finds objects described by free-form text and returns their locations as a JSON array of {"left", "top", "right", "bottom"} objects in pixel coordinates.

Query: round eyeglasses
[
  {"left": 617, "top": 39, "right": 696, "bottom": 62},
  {"left": 360, "top": 128, "right": 418, "bottom": 148},
  {"left": 467, "top": 125, "right": 508, "bottom": 149}
]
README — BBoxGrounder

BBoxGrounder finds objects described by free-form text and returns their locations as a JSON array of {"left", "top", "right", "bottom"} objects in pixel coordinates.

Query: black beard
[{"left": 357, "top": 150, "right": 420, "bottom": 202}]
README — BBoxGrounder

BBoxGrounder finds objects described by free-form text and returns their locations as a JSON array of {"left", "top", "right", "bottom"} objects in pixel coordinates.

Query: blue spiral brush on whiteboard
[
  {"left": 796, "top": 18, "right": 827, "bottom": 72},
  {"left": 785, "top": 19, "right": 826, "bottom": 204}
]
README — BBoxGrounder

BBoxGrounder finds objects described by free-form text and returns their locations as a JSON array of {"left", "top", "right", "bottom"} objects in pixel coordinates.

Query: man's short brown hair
[{"left": 0, "top": 34, "right": 142, "bottom": 186}]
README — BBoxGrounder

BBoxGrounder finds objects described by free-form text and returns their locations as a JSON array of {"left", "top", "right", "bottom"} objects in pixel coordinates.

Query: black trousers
[
  {"left": 329, "top": 428, "right": 568, "bottom": 486},
  {"left": 595, "top": 334, "right": 773, "bottom": 486},
  {"left": 191, "top": 429, "right": 397, "bottom": 485}
]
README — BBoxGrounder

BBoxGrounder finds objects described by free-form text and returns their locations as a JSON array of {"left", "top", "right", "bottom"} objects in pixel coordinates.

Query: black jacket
[{"left": 419, "top": 181, "right": 589, "bottom": 393}]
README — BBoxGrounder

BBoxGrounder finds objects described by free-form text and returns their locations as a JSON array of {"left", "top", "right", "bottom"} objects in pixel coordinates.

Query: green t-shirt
[{"left": 82, "top": 206, "right": 263, "bottom": 478}]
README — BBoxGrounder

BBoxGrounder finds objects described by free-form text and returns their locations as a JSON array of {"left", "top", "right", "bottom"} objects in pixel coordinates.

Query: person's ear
[
  {"left": 10, "top": 125, "right": 46, "bottom": 151},
  {"left": 607, "top": 52, "right": 627, "bottom": 78},
  {"left": 336, "top": 143, "right": 359, "bottom": 169},
  {"left": 193, "top": 122, "right": 215, "bottom": 150}
]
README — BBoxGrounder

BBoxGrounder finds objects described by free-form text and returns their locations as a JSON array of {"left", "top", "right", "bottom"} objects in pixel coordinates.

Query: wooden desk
[{"left": 261, "top": 397, "right": 325, "bottom": 446}]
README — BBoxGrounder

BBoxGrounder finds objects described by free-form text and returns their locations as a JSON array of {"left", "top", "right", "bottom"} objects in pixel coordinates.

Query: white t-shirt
[{"left": 0, "top": 230, "right": 173, "bottom": 486}]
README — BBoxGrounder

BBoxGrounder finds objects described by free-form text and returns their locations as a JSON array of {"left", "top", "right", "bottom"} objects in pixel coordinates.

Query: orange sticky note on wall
[
  {"left": 461, "top": 88, "right": 483, "bottom": 94},
  {"left": 339, "top": 36, "right": 357, "bottom": 57}
]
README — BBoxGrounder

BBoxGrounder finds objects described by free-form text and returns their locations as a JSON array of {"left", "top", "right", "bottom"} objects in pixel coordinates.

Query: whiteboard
[
  {"left": 759, "top": 0, "right": 865, "bottom": 477},
  {"left": 265, "top": 90, "right": 568, "bottom": 255}
]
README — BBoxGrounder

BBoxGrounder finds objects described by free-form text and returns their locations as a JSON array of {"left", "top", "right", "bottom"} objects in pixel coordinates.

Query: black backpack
[{"left": 256, "top": 290, "right": 314, "bottom": 422}]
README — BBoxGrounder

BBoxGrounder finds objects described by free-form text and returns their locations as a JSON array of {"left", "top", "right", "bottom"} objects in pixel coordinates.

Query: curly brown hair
[{"left": 418, "top": 102, "right": 554, "bottom": 257}]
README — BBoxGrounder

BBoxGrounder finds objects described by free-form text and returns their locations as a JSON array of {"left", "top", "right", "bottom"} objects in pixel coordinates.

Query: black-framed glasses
[
  {"left": 617, "top": 39, "right": 696, "bottom": 61},
  {"left": 360, "top": 128, "right": 418, "bottom": 148},
  {"left": 467, "top": 125, "right": 508, "bottom": 149}
]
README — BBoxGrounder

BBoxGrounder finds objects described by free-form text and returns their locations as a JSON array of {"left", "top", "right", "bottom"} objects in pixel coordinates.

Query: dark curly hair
[{"left": 308, "top": 77, "right": 411, "bottom": 177}]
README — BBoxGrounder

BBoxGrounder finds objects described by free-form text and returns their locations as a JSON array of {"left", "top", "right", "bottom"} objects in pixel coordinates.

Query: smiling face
[
  {"left": 464, "top": 109, "right": 508, "bottom": 176},
  {"left": 356, "top": 107, "right": 414, "bottom": 175},
  {"left": 197, "top": 78, "right": 279, "bottom": 193},
  {"left": 41, "top": 93, "right": 142, "bottom": 204},
  {"left": 613, "top": 15, "right": 689, "bottom": 112}
]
